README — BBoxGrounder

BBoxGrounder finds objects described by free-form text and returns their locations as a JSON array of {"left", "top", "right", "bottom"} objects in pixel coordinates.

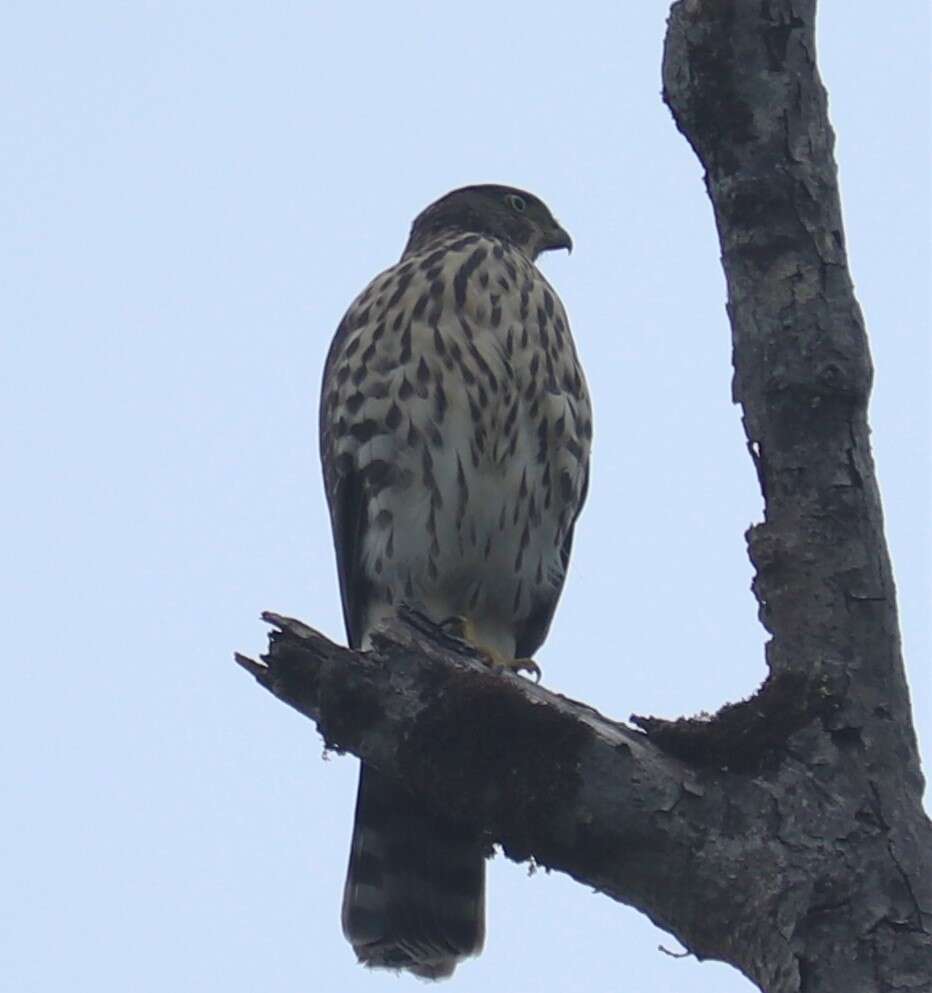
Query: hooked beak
[{"left": 544, "top": 223, "right": 573, "bottom": 254}]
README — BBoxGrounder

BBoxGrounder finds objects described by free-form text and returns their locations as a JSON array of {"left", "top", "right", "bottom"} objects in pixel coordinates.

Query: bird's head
[{"left": 405, "top": 184, "right": 572, "bottom": 260}]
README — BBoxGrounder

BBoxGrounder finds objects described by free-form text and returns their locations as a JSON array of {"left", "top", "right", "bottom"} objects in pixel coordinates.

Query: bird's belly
[{"left": 359, "top": 410, "right": 572, "bottom": 659}]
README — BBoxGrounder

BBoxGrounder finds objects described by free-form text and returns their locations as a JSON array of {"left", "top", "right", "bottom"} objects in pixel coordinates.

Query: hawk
[{"left": 319, "top": 184, "right": 591, "bottom": 978}]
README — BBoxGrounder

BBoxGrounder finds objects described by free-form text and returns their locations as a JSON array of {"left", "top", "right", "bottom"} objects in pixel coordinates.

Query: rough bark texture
[{"left": 238, "top": 2, "right": 931, "bottom": 990}]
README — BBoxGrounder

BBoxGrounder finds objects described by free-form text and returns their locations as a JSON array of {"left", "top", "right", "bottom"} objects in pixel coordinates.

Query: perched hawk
[{"left": 319, "top": 185, "right": 591, "bottom": 978}]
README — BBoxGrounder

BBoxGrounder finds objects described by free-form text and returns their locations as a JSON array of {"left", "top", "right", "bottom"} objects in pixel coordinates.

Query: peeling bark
[{"left": 238, "top": 2, "right": 931, "bottom": 990}]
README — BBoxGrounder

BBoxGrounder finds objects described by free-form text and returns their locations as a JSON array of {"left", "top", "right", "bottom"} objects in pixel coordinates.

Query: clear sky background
[{"left": 2, "top": 3, "right": 928, "bottom": 992}]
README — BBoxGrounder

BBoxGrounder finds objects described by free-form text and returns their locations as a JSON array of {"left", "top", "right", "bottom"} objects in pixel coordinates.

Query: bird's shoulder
[{"left": 324, "top": 232, "right": 536, "bottom": 359}]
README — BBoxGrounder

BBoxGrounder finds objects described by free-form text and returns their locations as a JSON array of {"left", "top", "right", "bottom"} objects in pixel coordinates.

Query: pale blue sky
[{"left": 2, "top": 4, "right": 928, "bottom": 992}]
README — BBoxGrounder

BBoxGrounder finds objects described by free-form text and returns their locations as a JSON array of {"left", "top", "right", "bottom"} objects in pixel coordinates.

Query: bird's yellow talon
[
  {"left": 436, "top": 615, "right": 541, "bottom": 680},
  {"left": 479, "top": 647, "right": 541, "bottom": 681},
  {"left": 510, "top": 657, "right": 542, "bottom": 682}
]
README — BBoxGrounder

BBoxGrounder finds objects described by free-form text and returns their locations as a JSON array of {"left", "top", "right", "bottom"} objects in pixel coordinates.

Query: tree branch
[
  {"left": 237, "top": 609, "right": 805, "bottom": 986},
  {"left": 238, "top": 2, "right": 931, "bottom": 990}
]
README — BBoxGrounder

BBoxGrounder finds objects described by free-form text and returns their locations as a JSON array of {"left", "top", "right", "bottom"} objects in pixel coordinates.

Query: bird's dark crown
[{"left": 403, "top": 184, "right": 572, "bottom": 261}]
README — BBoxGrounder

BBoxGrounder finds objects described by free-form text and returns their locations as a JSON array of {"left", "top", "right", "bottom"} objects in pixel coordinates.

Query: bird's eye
[{"left": 505, "top": 193, "right": 526, "bottom": 213}]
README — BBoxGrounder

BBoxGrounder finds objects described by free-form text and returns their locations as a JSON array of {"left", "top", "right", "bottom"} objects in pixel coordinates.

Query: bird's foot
[
  {"left": 490, "top": 654, "right": 542, "bottom": 682},
  {"left": 438, "top": 614, "right": 471, "bottom": 641},
  {"left": 437, "top": 615, "right": 541, "bottom": 682}
]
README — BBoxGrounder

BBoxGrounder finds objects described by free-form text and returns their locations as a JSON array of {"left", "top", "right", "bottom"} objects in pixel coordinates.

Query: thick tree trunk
[
  {"left": 238, "top": 2, "right": 931, "bottom": 990},
  {"left": 661, "top": 2, "right": 931, "bottom": 985}
]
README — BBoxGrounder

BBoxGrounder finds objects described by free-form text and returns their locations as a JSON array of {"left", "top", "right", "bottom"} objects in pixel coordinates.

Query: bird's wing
[
  {"left": 514, "top": 459, "right": 589, "bottom": 659},
  {"left": 511, "top": 275, "right": 591, "bottom": 660},
  {"left": 319, "top": 311, "right": 374, "bottom": 650}
]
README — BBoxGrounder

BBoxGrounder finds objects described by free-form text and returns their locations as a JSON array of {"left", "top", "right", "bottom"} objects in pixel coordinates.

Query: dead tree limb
[{"left": 239, "top": 2, "right": 931, "bottom": 990}]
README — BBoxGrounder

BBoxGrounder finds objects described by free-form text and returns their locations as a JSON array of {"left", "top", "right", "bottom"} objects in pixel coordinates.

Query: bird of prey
[{"left": 319, "top": 184, "right": 591, "bottom": 978}]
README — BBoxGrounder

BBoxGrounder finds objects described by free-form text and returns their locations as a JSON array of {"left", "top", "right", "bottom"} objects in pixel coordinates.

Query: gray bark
[{"left": 238, "top": 2, "right": 931, "bottom": 989}]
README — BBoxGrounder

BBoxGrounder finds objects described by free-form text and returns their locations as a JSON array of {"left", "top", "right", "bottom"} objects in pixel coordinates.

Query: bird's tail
[{"left": 341, "top": 762, "right": 485, "bottom": 980}]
